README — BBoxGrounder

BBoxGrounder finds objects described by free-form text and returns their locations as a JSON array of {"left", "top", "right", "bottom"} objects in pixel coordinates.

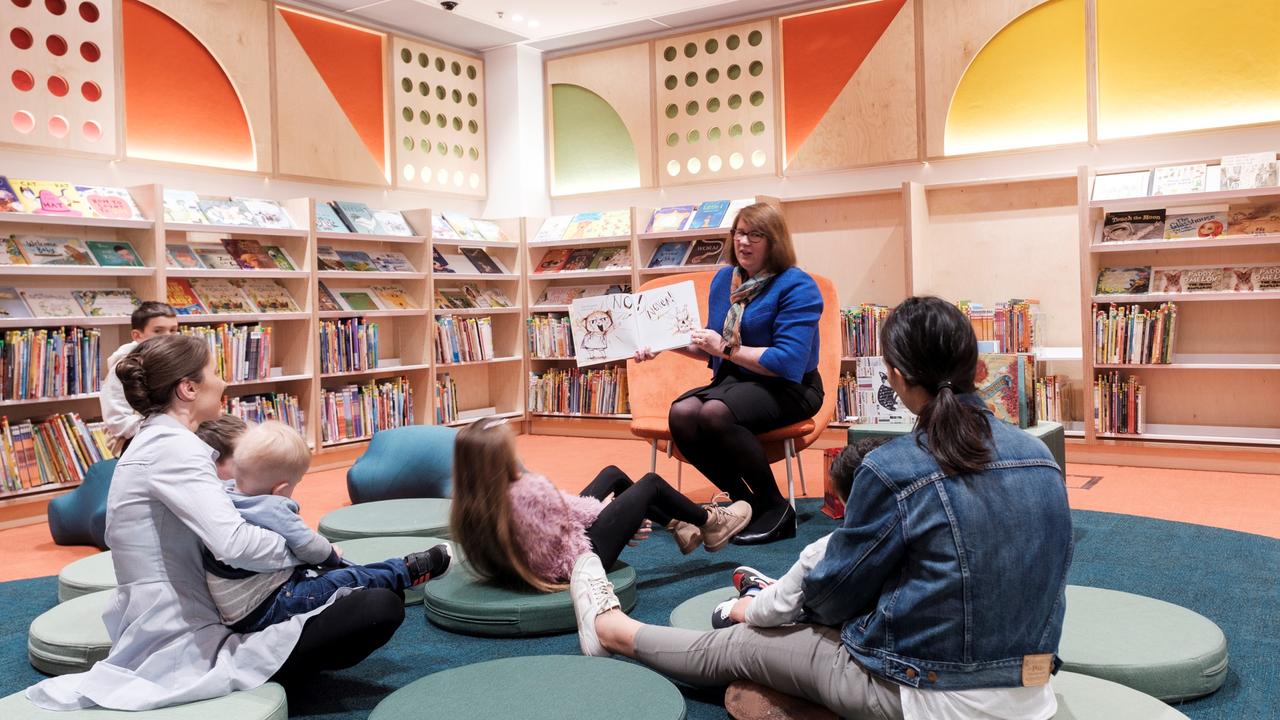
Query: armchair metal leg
[
  {"left": 796, "top": 448, "right": 807, "bottom": 496},
  {"left": 784, "top": 439, "right": 796, "bottom": 510},
  {"left": 650, "top": 440, "right": 658, "bottom": 474}
]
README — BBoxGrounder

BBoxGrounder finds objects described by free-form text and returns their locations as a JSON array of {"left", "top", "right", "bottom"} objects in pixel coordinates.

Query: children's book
[
  {"left": 1251, "top": 265, "right": 1280, "bottom": 291},
  {"left": 437, "top": 288, "right": 474, "bottom": 309},
  {"left": 86, "top": 240, "right": 144, "bottom": 267},
  {"left": 197, "top": 197, "right": 256, "bottom": 226},
  {"left": 163, "top": 190, "right": 207, "bottom": 224},
  {"left": 166, "top": 279, "right": 207, "bottom": 314},
  {"left": 222, "top": 238, "right": 277, "bottom": 270},
  {"left": 370, "top": 252, "right": 417, "bottom": 273},
  {"left": 1224, "top": 266, "right": 1258, "bottom": 292},
  {"left": 372, "top": 209, "right": 415, "bottom": 237},
  {"left": 432, "top": 247, "right": 455, "bottom": 273},
  {"left": 563, "top": 212, "right": 604, "bottom": 240},
  {"left": 234, "top": 279, "right": 300, "bottom": 313},
  {"left": 589, "top": 246, "right": 625, "bottom": 270},
  {"left": 0, "top": 177, "right": 22, "bottom": 213},
  {"left": 189, "top": 279, "right": 256, "bottom": 314},
  {"left": 72, "top": 289, "right": 140, "bottom": 317},
  {"left": 441, "top": 253, "right": 478, "bottom": 274},
  {"left": 718, "top": 199, "right": 755, "bottom": 228},
  {"left": 1152, "top": 265, "right": 1229, "bottom": 293},
  {"left": 481, "top": 287, "right": 512, "bottom": 308},
  {"left": 166, "top": 244, "right": 205, "bottom": 269},
  {"left": 460, "top": 247, "right": 507, "bottom": 274},
  {"left": 975, "top": 353, "right": 1035, "bottom": 428},
  {"left": 1219, "top": 152, "right": 1277, "bottom": 191},
  {"left": 1100, "top": 210, "right": 1165, "bottom": 243},
  {"left": 0, "top": 236, "right": 27, "bottom": 265},
  {"left": 647, "top": 241, "right": 691, "bottom": 268},
  {"left": 560, "top": 248, "right": 598, "bottom": 272},
  {"left": 686, "top": 237, "right": 727, "bottom": 265},
  {"left": 315, "top": 202, "right": 349, "bottom": 233},
  {"left": 472, "top": 219, "right": 509, "bottom": 242},
  {"left": 688, "top": 200, "right": 730, "bottom": 230},
  {"left": 533, "top": 215, "right": 572, "bottom": 242},
  {"left": 0, "top": 286, "right": 32, "bottom": 318},
  {"left": 370, "top": 285, "right": 418, "bottom": 310},
  {"left": 1164, "top": 212, "right": 1227, "bottom": 240},
  {"left": 11, "top": 180, "right": 89, "bottom": 216},
  {"left": 75, "top": 186, "right": 145, "bottom": 220},
  {"left": 1090, "top": 171, "right": 1151, "bottom": 201},
  {"left": 336, "top": 289, "right": 382, "bottom": 312},
  {"left": 536, "top": 286, "right": 587, "bottom": 306},
  {"left": 443, "top": 212, "right": 484, "bottom": 241},
  {"left": 646, "top": 206, "right": 696, "bottom": 233},
  {"left": 191, "top": 243, "right": 240, "bottom": 270},
  {"left": 535, "top": 248, "right": 571, "bottom": 273},
  {"left": 333, "top": 201, "right": 383, "bottom": 234},
  {"left": 234, "top": 198, "right": 295, "bottom": 229},
  {"left": 264, "top": 245, "right": 298, "bottom": 271},
  {"left": 1151, "top": 164, "right": 1208, "bottom": 196},
  {"left": 597, "top": 209, "right": 632, "bottom": 237},
  {"left": 459, "top": 283, "right": 492, "bottom": 308},
  {"left": 1095, "top": 267, "right": 1151, "bottom": 295},
  {"left": 568, "top": 280, "right": 701, "bottom": 367},
  {"left": 1225, "top": 202, "right": 1280, "bottom": 236},
  {"left": 855, "top": 356, "right": 915, "bottom": 424},
  {"left": 19, "top": 288, "right": 84, "bottom": 318},
  {"left": 337, "top": 250, "right": 378, "bottom": 272},
  {"left": 601, "top": 247, "right": 631, "bottom": 270},
  {"left": 15, "top": 235, "right": 96, "bottom": 266},
  {"left": 317, "top": 282, "right": 343, "bottom": 312},
  {"left": 431, "top": 214, "right": 461, "bottom": 240},
  {"left": 316, "top": 246, "right": 348, "bottom": 271}
]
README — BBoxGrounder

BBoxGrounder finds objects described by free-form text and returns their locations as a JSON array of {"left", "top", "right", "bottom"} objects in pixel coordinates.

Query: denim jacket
[{"left": 801, "top": 395, "right": 1073, "bottom": 691}]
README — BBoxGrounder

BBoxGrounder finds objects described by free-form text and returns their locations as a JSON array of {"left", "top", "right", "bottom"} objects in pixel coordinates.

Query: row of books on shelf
[
  {"left": 168, "top": 239, "right": 299, "bottom": 271},
  {"left": 320, "top": 319, "right": 379, "bottom": 374},
  {"left": 529, "top": 199, "right": 753, "bottom": 244},
  {"left": 0, "top": 413, "right": 114, "bottom": 493},
  {"left": 1096, "top": 265, "right": 1280, "bottom": 295},
  {"left": 958, "top": 300, "right": 1040, "bottom": 354},
  {"left": 533, "top": 284, "right": 628, "bottom": 307},
  {"left": 429, "top": 213, "right": 509, "bottom": 243},
  {"left": 0, "top": 178, "right": 145, "bottom": 221},
  {"left": 2, "top": 234, "right": 148, "bottom": 268},
  {"left": 184, "top": 324, "right": 274, "bottom": 384},
  {"left": 527, "top": 314, "right": 573, "bottom": 359},
  {"left": 841, "top": 305, "right": 889, "bottom": 357},
  {"left": 533, "top": 211, "right": 631, "bottom": 242},
  {"left": 836, "top": 357, "right": 916, "bottom": 426},
  {"left": 646, "top": 238, "right": 728, "bottom": 269},
  {"left": 644, "top": 199, "right": 755, "bottom": 234},
  {"left": 224, "top": 393, "right": 305, "bottom": 437},
  {"left": 318, "top": 247, "right": 420, "bottom": 273},
  {"left": 434, "top": 284, "right": 512, "bottom": 310},
  {"left": 528, "top": 367, "right": 629, "bottom": 416},
  {"left": 435, "top": 373, "right": 459, "bottom": 424},
  {"left": 1093, "top": 303, "right": 1178, "bottom": 365},
  {"left": 1091, "top": 152, "right": 1278, "bottom": 200},
  {"left": 1094, "top": 372, "right": 1145, "bottom": 435},
  {"left": 434, "top": 315, "right": 495, "bottom": 364},
  {"left": 320, "top": 377, "right": 414, "bottom": 444},
  {"left": 535, "top": 246, "right": 630, "bottom": 274},
  {"left": 2, "top": 286, "right": 141, "bottom": 320},
  {"left": 167, "top": 279, "right": 299, "bottom": 315},
  {"left": 2, "top": 327, "right": 100, "bottom": 400},
  {"left": 1100, "top": 203, "right": 1280, "bottom": 243},
  {"left": 1036, "top": 375, "right": 1070, "bottom": 424},
  {"left": 320, "top": 283, "right": 419, "bottom": 313},
  {"left": 432, "top": 247, "right": 509, "bottom": 274}
]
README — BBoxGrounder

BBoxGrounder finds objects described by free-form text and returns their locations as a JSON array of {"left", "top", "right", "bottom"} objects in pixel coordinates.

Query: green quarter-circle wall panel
[{"left": 550, "top": 84, "right": 641, "bottom": 196}]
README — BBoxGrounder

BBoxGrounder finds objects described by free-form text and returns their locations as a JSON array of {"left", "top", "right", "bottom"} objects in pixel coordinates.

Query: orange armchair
[{"left": 627, "top": 270, "right": 841, "bottom": 507}]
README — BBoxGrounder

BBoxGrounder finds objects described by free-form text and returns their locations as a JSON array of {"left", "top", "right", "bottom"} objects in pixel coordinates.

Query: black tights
[
  {"left": 668, "top": 397, "right": 786, "bottom": 521},
  {"left": 270, "top": 587, "right": 404, "bottom": 681},
  {"left": 581, "top": 466, "right": 708, "bottom": 568}
]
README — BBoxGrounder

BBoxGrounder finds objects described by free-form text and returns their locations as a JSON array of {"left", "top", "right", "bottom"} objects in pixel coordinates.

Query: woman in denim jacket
[{"left": 571, "top": 296, "right": 1073, "bottom": 720}]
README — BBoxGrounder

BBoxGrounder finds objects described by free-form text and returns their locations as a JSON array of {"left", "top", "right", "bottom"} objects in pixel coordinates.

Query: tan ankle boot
[
  {"left": 702, "top": 498, "right": 753, "bottom": 552},
  {"left": 725, "top": 680, "right": 837, "bottom": 720},
  {"left": 666, "top": 519, "right": 702, "bottom": 555}
]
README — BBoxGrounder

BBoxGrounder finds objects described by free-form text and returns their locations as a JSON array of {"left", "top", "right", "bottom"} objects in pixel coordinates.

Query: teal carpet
[{"left": 2, "top": 505, "right": 1276, "bottom": 719}]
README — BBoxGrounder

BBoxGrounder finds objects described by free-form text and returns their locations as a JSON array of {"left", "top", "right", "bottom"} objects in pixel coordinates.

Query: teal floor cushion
[
  {"left": 369, "top": 656, "right": 684, "bottom": 720},
  {"left": 669, "top": 587, "right": 736, "bottom": 631},
  {"left": 0, "top": 683, "right": 287, "bottom": 719},
  {"left": 28, "top": 590, "right": 112, "bottom": 676},
  {"left": 47, "top": 459, "right": 117, "bottom": 550},
  {"left": 333, "top": 536, "right": 451, "bottom": 606},
  {"left": 318, "top": 498, "right": 452, "bottom": 542},
  {"left": 1059, "top": 585, "right": 1228, "bottom": 701},
  {"left": 57, "top": 552, "right": 117, "bottom": 603},
  {"left": 346, "top": 425, "right": 457, "bottom": 504},
  {"left": 424, "top": 561, "right": 637, "bottom": 637},
  {"left": 1052, "top": 671, "right": 1189, "bottom": 719}
]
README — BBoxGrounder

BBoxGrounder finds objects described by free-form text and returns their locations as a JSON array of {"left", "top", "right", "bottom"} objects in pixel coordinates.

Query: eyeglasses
[{"left": 732, "top": 229, "right": 767, "bottom": 245}]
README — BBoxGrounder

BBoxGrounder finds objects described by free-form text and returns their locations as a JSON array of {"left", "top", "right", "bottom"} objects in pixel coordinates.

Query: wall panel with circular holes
[{"left": 392, "top": 36, "right": 485, "bottom": 196}]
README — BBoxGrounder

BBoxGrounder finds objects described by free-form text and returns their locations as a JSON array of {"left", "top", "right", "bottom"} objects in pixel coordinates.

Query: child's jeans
[{"left": 232, "top": 559, "right": 411, "bottom": 633}]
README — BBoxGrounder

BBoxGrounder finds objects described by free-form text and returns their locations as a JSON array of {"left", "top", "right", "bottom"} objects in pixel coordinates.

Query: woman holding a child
[{"left": 26, "top": 334, "right": 404, "bottom": 711}]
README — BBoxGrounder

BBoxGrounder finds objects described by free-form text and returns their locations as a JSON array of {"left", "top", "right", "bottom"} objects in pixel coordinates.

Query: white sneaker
[{"left": 570, "top": 553, "right": 620, "bottom": 657}]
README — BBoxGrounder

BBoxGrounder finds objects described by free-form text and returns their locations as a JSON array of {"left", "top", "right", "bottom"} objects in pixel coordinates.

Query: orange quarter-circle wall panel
[
  {"left": 391, "top": 36, "right": 486, "bottom": 196},
  {"left": 1, "top": 0, "right": 117, "bottom": 155},
  {"left": 656, "top": 20, "right": 778, "bottom": 186}
]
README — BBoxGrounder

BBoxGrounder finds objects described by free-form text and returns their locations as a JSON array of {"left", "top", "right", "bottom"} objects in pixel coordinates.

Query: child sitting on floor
[
  {"left": 711, "top": 437, "right": 892, "bottom": 629},
  {"left": 195, "top": 416, "right": 451, "bottom": 632}
]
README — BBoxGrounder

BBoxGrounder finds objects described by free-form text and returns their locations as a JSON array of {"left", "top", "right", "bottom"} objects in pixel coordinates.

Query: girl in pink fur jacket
[{"left": 449, "top": 417, "right": 753, "bottom": 590}]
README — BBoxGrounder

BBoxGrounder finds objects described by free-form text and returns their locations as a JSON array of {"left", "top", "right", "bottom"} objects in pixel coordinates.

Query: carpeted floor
[{"left": 2, "top": 504, "right": 1276, "bottom": 719}]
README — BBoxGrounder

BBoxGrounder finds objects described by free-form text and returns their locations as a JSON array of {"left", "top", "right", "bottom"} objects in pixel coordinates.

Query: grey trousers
[{"left": 633, "top": 623, "right": 904, "bottom": 720}]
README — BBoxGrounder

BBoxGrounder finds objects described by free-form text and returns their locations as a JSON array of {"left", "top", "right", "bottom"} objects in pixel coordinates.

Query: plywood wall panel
[
  {"left": 783, "top": 193, "right": 907, "bottom": 307},
  {"left": 392, "top": 36, "right": 485, "bottom": 196}
]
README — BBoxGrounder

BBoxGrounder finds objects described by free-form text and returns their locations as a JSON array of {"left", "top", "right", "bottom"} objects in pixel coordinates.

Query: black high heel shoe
[{"left": 731, "top": 504, "right": 797, "bottom": 545}]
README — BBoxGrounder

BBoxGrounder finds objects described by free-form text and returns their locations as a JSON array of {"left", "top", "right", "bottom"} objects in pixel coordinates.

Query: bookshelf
[{"left": 635, "top": 215, "right": 731, "bottom": 279}]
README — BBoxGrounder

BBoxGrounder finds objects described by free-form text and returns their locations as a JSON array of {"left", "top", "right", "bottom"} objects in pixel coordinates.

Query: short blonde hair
[{"left": 233, "top": 420, "right": 311, "bottom": 495}]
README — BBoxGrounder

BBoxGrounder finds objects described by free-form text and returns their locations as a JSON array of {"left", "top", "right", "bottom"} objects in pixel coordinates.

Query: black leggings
[
  {"left": 270, "top": 587, "right": 404, "bottom": 681},
  {"left": 581, "top": 466, "right": 708, "bottom": 568}
]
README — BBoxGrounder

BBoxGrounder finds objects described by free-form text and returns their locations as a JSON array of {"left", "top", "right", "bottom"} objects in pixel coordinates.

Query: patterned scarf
[{"left": 721, "top": 266, "right": 774, "bottom": 354}]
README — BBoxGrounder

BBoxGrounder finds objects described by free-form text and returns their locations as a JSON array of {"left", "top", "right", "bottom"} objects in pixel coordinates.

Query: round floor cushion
[
  {"left": 333, "top": 535, "right": 451, "bottom": 606},
  {"left": 1052, "top": 671, "right": 1189, "bottom": 719},
  {"left": 57, "top": 552, "right": 117, "bottom": 603},
  {"left": 28, "top": 589, "right": 113, "bottom": 676},
  {"left": 318, "top": 498, "right": 452, "bottom": 542},
  {"left": 0, "top": 683, "right": 287, "bottom": 719},
  {"left": 669, "top": 587, "right": 737, "bottom": 631},
  {"left": 424, "top": 561, "right": 637, "bottom": 637},
  {"left": 1060, "top": 585, "right": 1228, "bottom": 701},
  {"left": 369, "top": 656, "right": 685, "bottom": 720}
]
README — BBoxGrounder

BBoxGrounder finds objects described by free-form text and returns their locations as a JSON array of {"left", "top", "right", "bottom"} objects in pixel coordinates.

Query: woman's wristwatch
[{"left": 722, "top": 341, "right": 734, "bottom": 357}]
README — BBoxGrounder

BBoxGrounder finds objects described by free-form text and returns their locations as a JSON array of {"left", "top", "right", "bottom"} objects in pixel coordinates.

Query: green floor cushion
[
  {"left": 28, "top": 590, "right": 112, "bottom": 676},
  {"left": 346, "top": 425, "right": 457, "bottom": 504},
  {"left": 318, "top": 498, "right": 452, "bottom": 542},
  {"left": 57, "top": 552, "right": 117, "bottom": 603},
  {"left": 369, "top": 656, "right": 684, "bottom": 720},
  {"left": 333, "top": 536, "right": 451, "bottom": 606},
  {"left": 848, "top": 421, "right": 1066, "bottom": 478},
  {"left": 669, "top": 587, "right": 736, "bottom": 631},
  {"left": 0, "top": 683, "right": 287, "bottom": 719},
  {"left": 1059, "top": 585, "right": 1228, "bottom": 702},
  {"left": 1052, "top": 671, "right": 1189, "bottom": 719},
  {"left": 424, "top": 561, "right": 637, "bottom": 637}
]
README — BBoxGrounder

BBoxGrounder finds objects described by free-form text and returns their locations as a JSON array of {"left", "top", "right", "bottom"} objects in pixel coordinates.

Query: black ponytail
[{"left": 880, "top": 296, "right": 992, "bottom": 475}]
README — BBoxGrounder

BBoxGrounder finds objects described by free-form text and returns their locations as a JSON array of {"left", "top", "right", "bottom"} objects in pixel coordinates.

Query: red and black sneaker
[
  {"left": 405, "top": 544, "right": 452, "bottom": 587},
  {"left": 732, "top": 566, "right": 776, "bottom": 597}
]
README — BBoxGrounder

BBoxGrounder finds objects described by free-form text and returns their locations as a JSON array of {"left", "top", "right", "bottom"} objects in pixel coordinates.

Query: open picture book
[{"left": 568, "top": 280, "right": 701, "bottom": 367}]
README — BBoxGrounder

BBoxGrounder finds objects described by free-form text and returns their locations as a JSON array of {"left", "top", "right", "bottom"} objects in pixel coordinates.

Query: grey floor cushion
[
  {"left": 333, "top": 535, "right": 451, "bottom": 606},
  {"left": 318, "top": 499, "right": 452, "bottom": 542},
  {"left": 57, "top": 552, "right": 117, "bottom": 603},
  {"left": 1052, "top": 671, "right": 1189, "bottom": 718},
  {"left": 669, "top": 587, "right": 737, "bottom": 631},
  {"left": 0, "top": 683, "right": 287, "bottom": 719},
  {"left": 28, "top": 590, "right": 112, "bottom": 676}
]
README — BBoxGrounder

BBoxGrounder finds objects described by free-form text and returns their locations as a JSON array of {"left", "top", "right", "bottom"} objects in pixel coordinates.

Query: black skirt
[{"left": 676, "top": 364, "right": 824, "bottom": 434}]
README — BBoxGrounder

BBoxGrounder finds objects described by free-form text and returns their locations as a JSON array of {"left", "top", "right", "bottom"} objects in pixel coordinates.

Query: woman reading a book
[
  {"left": 635, "top": 202, "right": 822, "bottom": 544},
  {"left": 26, "top": 334, "right": 404, "bottom": 712}
]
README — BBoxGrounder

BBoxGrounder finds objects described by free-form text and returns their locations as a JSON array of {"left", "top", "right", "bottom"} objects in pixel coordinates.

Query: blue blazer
[{"left": 705, "top": 265, "right": 823, "bottom": 384}]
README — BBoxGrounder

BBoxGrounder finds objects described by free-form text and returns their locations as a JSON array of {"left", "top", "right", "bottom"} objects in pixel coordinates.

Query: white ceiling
[{"left": 289, "top": 0, "right": 838, "bottom": 53}]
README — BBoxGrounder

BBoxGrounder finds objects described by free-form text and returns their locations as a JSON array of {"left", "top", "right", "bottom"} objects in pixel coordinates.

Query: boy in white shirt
[{"left": 100, "top": 302, "right": 178, "bottom": 448}]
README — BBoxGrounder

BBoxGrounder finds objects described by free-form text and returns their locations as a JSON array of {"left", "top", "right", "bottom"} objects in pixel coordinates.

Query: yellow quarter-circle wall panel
[{"left": 1097, "top": 0, "right": 1280, "bottom": 139}]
